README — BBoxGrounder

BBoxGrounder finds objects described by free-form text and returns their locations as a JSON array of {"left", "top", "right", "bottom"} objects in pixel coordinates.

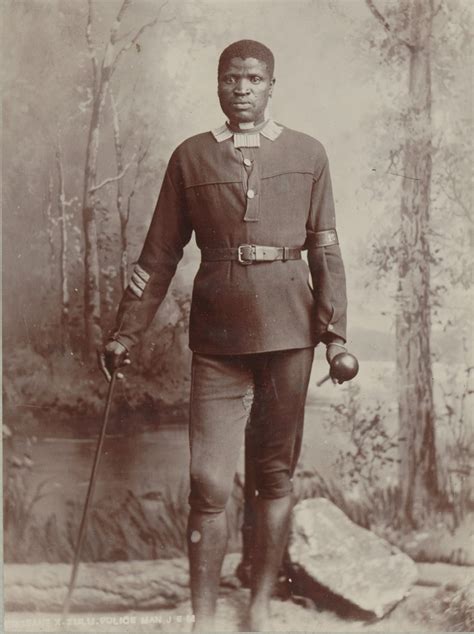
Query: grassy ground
[
  {"left": 4, "top": 460, "right": 473, "bottom": 566},
  {"left": 4, "top": 573, "right": 473, "bottom": 632}
]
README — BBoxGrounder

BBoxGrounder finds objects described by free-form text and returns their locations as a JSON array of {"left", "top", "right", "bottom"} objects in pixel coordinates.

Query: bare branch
[
  {"left": 63, "top": 197, "right": 79, "bottom": 208},
  {"left": 438, "top": 180, "right": 471, "bottom": 223},
  {"left": 86, "top": 0, "right": 99, "bottom": 93},
  {"left": 110, "top": 91, "right": 123, "bottom": 170},
  {"left": 111, "top": 0, "right": 133, "bottom": 43},
  {"left": 137, "top": 140, "right": 151, "bottom": 166},
  {"left": 116, "top": 28, "right": 134, "bottom": 43},
  {"left": 89, "top": 162, "right": 133, "bottom": 193},
  {"left": 44, "top": 173, "right": 55, "bottom": 263},
  {"left": 431, "top": 130, "right": 445, "bottom": 155},
  {"left": 99, "top": 0, "right": 132, "bottom": 73},
  {"left": 432, "top": 0, "right": 443, "bottom": 19},
  {"left": 135, "top": 130, "right": 153, "bottom": 168},
  {"left": 119, "top": 75, "right": 142, "bottom": 148},
  {"left": 56, "top": 131, "right": 72, "bottom": 348},
  {"left": 387, "top": 171, "right": 421, "bottom": 182},
  {"left": 366, "top": 0, "right": 391, "bottom": 32},
  {"left": 387, "top": 147, "right": 403, "bottom": 173},
  {"left": 110, "top": 88, "right": 128, "bottom": 222},
  {"left": 94, "top": 202, "right": 110, "bottom": 214},
  {"left": 125, "top": 136, "right": 152, "bottom": 224},
  {"left": 112, "top": 1, "right": 170, "bottom": 71},
  {"left": 365, "top": 0, "right": 415, "bottom": 50}
]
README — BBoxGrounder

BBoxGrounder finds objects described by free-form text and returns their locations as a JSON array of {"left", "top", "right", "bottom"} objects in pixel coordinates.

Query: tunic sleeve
[
  {"left": 306, "top": 152, "right": 347, "bottom": 343},
  {"left": 109, "top": 152, "right": 193, "bottom": 351}
]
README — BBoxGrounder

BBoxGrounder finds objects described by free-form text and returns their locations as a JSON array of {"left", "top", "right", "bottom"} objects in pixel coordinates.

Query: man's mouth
[{"left": 232, "top": 102, "right": 252, "bottom": 108}]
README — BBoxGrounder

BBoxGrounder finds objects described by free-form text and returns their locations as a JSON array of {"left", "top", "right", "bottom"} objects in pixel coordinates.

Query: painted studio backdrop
[{"left": 3, "top": 0, "right": 473, "bottom": 628}]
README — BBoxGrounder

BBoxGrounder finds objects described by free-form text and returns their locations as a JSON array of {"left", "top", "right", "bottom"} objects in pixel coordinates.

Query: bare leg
[
  {"left": 247, "top": 494, "right": 294, "bottom": 631},
  {"left": 188, "top": 354, "right": 254, "bottom": 631},
  {"left": 188, "top": 509, "right": 228, "bottom": 632}
]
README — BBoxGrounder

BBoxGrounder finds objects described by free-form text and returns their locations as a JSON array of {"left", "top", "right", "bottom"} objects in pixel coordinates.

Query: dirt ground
[{"left": 4, "top": 563, "right": 473, "bottom": 633}]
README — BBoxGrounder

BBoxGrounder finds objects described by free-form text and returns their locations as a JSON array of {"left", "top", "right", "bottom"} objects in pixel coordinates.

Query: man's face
[{"left": 218, "top": 57, "right": 275, "bottom": 125}]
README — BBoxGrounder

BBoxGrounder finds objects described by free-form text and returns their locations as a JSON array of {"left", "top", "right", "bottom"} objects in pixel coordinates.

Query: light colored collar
[{"left": 211, "top": 119, "right": 283, "bottom": 147}]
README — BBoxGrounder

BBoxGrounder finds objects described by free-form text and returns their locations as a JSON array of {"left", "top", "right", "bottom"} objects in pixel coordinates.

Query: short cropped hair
[{"left": 218, "top": 40, "right": 275, "bottom": 78}]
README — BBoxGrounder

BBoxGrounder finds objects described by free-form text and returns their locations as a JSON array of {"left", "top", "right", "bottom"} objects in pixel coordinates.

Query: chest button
[
  {"left": 247, "top": 189, "right": 256, "bottom": 199},
  {"left": 243, "top": 158, "right": 252, "bottom": 167}
]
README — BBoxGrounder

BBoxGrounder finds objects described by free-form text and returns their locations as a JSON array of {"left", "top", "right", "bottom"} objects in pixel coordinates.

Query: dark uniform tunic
[{"left": 111, "top": 119, "right": 347, "bottom": 354}]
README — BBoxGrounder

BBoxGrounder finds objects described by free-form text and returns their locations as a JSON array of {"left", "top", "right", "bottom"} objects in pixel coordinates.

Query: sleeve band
[{"left": 305, "top": 229, "right": 339, "bottom": 248}]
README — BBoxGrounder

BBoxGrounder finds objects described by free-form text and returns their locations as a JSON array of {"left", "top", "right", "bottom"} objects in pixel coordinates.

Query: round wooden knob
[{"left": 329, "top": 352, "right": 359, "bottom": 384}]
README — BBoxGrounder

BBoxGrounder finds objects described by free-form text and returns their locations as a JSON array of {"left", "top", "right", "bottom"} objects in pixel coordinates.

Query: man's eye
[
  {"left": 224, "top": 77, "right": 235, "bottom": 84},
  {"left": 251, "top": 76, "right": 262, "bottom": 83}
]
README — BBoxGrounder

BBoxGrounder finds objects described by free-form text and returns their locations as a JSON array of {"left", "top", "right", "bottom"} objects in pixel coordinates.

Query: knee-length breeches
[{"left": 188, "top": 347, "right": 314, "bottom": 514}]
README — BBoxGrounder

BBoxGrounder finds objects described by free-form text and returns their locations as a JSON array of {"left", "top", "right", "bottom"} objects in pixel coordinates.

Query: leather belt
[{"left": 201, "top": 244, "right": 302, "bottom": 265}]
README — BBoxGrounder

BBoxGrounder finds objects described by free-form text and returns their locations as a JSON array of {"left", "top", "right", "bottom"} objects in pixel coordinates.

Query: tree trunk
[
  {"left": 80, "top": 0, "right": 164, "bottom": 355},
  {"left": 56, "top": 142, "right": 71, "bottom": 352},
  {"left": 81, "top": 0, "right": 132, "bottom": 357},
  {"left": 4, "top": 554, "right": 241, "bottom": 612},
  {"left": 44, "top": 174, "right": 55, "bottom": 270},
  {"left": 82, "top": 83, "right": 108, "bottom": 357},
  {"left": 110, "top": 91, "right": 129, "bottom": 291},
  {"left": 4, "top": 558, "right": 189, "bottom": 612},
  {"left": 396, "top": 0, "right": 438, "bottom": 526}
]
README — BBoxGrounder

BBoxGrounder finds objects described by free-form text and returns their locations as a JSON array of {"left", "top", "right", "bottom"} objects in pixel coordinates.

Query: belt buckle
[{"left": 238, "top": 244, "right": 255, "bottom": 265}]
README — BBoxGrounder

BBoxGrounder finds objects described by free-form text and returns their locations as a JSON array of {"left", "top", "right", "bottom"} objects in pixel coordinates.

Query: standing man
[{"left": 100, "top": 40, "right": 347, "bottom": 631}]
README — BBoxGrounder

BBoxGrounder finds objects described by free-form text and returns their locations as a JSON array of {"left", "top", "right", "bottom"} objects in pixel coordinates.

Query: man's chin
[{"left": 224, "top": 108, "right": 256, "bottom": 125}]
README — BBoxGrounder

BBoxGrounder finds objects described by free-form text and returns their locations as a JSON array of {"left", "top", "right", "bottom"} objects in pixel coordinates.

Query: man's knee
[
  {"left": 189, "top": 469, "right": 232, "bottom": 514},
  {"left": 256, "top": 468, "right": 294, "bottom": 500}
]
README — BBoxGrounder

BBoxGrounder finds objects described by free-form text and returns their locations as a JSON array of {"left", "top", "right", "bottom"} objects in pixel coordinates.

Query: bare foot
[{"left": 247, "top": 602, "right": 271, "bottom": 632}]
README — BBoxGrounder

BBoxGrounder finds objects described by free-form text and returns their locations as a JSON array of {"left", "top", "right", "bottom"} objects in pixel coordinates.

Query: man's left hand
[{"left": 326, "top": 341, "right": 347, "bottom": 383}]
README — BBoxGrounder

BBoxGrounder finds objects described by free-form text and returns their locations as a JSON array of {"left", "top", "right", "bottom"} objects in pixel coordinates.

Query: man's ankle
[{"left": 247, "top": 599, "right": 271, "bottom": 632}]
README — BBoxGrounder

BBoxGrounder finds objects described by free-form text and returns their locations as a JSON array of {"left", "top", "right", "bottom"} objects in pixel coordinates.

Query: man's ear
[{"left": 269, "top": 77, "right": 276, "bottom": 96}]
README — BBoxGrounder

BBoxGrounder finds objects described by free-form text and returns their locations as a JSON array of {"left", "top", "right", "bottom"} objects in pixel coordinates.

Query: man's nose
[{"left": 234, "top": 79, "right": 251, "bottom": 94}]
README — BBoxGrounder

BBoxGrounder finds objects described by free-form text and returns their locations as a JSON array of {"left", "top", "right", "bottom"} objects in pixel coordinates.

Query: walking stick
[{"left": 62, "top": 369, "right": 118, "bottom": 618}]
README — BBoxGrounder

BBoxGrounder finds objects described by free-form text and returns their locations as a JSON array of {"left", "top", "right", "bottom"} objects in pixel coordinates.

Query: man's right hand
[{"left": 97, "top": 341, "right": 131, "bottom": 382}]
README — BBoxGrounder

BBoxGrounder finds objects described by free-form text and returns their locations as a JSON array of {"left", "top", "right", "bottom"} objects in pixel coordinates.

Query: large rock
[{"left": 288, "top": 498, "right": 418, "bottom": 618}]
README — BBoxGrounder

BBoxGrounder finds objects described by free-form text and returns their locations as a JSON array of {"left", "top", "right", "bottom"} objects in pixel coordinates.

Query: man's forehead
[{"left": 220, "top": 56, "right": 270, "bottom": 75}]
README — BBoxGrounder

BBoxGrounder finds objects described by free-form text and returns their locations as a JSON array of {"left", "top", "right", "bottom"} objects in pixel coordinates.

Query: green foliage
[
  {"left": 294, "top": 463, "right": 473, "bottom": 565},
  {"left": 321, "top": 375, "right": 473, "bottom": 526},
  {"left": 3, "top": 347, "right": 107, "bottom": 434},
  {"left": 3, "top": 286, "right": 192, "bottom": 434},
  {"left": 390, "top": 514, "right": 474, "bottom": 566},
  {"left": 3, "top": 434, "right": 54, "bottom": 562},
  {"left": 357, "top": 0, "right": 472, "bottom": 338},
  {"left": 325, "top": 383, "right": 398, "bottom": 494},
  {"left": 294, "top": 375, "right": 473, "bottom": 564},
  {"left": 293, "top": 465, "right": 400, "bottom": 531},
  {"left": 5, "top": 486, "right": 187, "bottom": 564},
  {"left": 437, "top": 361, "right": 474, "bottom": 528},
  {"left": 4, "top": 471, "right": 244, "bottom": 564},
  {"left": 443, "top": 581, "right": 474, "bottom": 632}
]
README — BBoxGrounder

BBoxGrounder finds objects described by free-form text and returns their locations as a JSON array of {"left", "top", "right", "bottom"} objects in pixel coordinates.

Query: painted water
[{"left": 8, "top": 361, "right": 469, "bottom": 524}]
